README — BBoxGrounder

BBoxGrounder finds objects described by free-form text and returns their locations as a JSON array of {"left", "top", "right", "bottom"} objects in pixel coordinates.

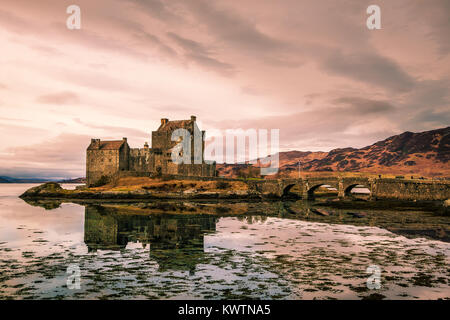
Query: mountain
[
  {"left": 57, "top": 177, "right": 86, "bottom": 183},
  {"left": 0, "top": 176, "right": 53, "bottom": 183},
  {"left": 216, "top": 126, "right": 450, "bottom": 178},
  {"left": 0, "top": 176, "right": 86, "bottom": 183},
  {"left": 0, "top": 176, "right": 87, "bottom": 183}
]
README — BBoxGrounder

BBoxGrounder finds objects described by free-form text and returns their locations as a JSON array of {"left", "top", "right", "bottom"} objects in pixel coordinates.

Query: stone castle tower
[{"left": 86, "top": 116, "right": 216, "bottom": 186}]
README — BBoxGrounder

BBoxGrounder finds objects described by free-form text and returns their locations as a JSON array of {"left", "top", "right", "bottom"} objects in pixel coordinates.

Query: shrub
[
  {"left": 92, "top": 175, "right": 109, "bottom": 187},
  {"left": 161, "top": 174, "right": 174, "bottom": 181},
  {"left": 236, "top": 165, "right": 261, "bottom": 179},
  {"left": 216, "top": 181, "right": 231, "bottom": 189}
]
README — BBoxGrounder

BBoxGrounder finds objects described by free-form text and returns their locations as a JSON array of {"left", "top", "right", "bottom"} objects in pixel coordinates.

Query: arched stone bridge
[
  {"left": 280, "top": 177, "right": 372, "bottom": 199},
  {"left": 244, "top": 177, "right": 450, "bottom": 201},
  {"left": 125, "top": 173, "right": 449, "bottom": 201}
]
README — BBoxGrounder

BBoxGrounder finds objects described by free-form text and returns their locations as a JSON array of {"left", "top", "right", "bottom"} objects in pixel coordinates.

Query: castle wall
[
  {"left": 152, "top": 131, "right": 173, "bottom": 150},
  {"left": 177, "top": 163, "right": 216, "bottom": 177},
  {"left": 128, "top": 148, "right": 179, "bottom": 175},
  {"left": 88, "top": 147, "right": 216, "bottom": 184},
  {"left": 165, "top": 160, "right": 179, "bottom": 175},
  {"left": 86, "top": 149, "right": 120, "bottom": 186},
  {"left": 119, "top": 144, "right": 130, "bottom": 171},
  {"left": 151, "top": 122, "right": 203, "bottom": 165},
  {"left": 129, "top": 148, "right": 154, "bottom": 172}
]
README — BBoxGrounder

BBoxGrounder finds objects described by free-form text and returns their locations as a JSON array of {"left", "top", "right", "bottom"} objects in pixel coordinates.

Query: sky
[{"left": 0, "top": 0, "right": 449, "bottom": 178}]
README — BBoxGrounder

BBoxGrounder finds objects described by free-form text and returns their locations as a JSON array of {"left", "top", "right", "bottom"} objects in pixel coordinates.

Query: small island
[
  {"left": 19, "top": 116, "right": 450, "bottom": 204},
  {"left": 20, "top": 177, "right": 263, "bottom": 201}
]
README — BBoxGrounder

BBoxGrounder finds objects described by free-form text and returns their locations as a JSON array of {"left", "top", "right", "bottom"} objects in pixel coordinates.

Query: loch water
[{"left": 0, "top": 184, "right": 449, "bottom": 299}]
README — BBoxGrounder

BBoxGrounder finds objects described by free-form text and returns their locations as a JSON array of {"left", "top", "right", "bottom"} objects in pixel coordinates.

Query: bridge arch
[
  {"left": 282, "top": 183, "right": 303, "bottom": 198},
  {"left": 307, "top": 183, "right": 339, "bottom": 200},
  {"left": 344, "top": 183, "right": 371, "bottom": 198},
  {"left": 278, "top": 178, "right": 373, "bottom": 200}
]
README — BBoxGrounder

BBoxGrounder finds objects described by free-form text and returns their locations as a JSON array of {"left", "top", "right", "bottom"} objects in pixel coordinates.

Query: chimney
[
  {"left": 161, "top": 118, "right": 168, "bottom": 125},
  {"left": 191, "top": 115, "right": 196, "bottom": 122},
  {"left": 90, "top": 138, "right": 100, "bottom": 149}
]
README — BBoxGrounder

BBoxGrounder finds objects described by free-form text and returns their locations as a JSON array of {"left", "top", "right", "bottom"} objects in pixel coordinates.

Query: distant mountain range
[
  {"left": 0, "top": 176, "right": 86, "bottom": 184},
  {"left": 0, "top": 176, "right": 52, "bottom": 183},
  {"left": 57, "top": 177, "right": 86, "bottom": 183},
  {"left": 217, "top": 126, "right": 450, "bottom": 178}
]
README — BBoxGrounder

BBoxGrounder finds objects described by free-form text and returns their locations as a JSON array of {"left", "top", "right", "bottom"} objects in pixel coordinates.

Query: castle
[{"left": 86, "top": 116, "right": 216, "bottom": 186}]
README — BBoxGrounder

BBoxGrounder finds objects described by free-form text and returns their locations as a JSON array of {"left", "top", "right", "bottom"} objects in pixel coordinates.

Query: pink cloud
[{"left": 0, "top": 0, "right": 448, "bottom": 176}]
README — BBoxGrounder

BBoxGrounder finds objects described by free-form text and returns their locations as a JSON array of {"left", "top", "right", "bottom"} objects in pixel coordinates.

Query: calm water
[{"left": 0, "top": 184, "right": 449, "bottom": 300}]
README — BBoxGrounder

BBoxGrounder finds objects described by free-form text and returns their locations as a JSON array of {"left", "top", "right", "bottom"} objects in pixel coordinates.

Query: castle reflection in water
[
  {"left": 84, "top": 205, "right": 218, "bottom": 273},
  {"left": 21, "top": 198, "right": 447, "bottom": 272}
]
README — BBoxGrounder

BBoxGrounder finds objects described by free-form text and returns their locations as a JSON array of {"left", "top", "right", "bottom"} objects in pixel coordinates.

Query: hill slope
[{"left": 216, "top": 126, "right": 450, "bottom": 178}]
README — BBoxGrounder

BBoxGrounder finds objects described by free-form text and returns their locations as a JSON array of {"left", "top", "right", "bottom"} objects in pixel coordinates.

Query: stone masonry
[{"left": 86, "top": 116, "right": 216, "bottom": 186}]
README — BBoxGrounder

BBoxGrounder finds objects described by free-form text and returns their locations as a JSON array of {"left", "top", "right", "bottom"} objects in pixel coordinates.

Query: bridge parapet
[
  {"left": 371, "top": 178, "right": 450, "bottom": 201},
  {"left": 221, "top": 176, "right": 449, "bottom": 201}
]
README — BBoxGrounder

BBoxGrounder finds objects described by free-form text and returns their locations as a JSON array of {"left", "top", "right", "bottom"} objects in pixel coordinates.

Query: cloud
[
  {"left": 0, "top": 0, "right": 448, "bottom": 174},
  {"left": 134, "top": 31, "right": 178, "bottom": 58},
  {"left": 168, "top": 32, "right": 209, "bottom": 56},
  {"left": 0, "top": 133, "right": 89, "bottom": 179},
  {"left": 207, "top": 100, "right": 400, "bottom": 151},
  {"left": 332, "top": 97, "right": 396, "bottom": 114},
  {"left": 124, "top": 0, "right": 181, "bottom": 22},
  {"left": 0, "top": 123, "right": 49, "bottom": 137},
  {"left": 167, "top": 32, "right": 235, "bottom": 75},
  {"left": 73, "top": 118, "right": 149, "bottom": 138},
  {"left": 0, "top": 116, "right": 29, "bottom": 122},
  {"left": 413, "top": 109, "right": 450, "bottom": 125},
  {"left": 0, "top": 9, "right": 33, "bottom": 35},
  {"left": 36, "top": 91, "right": 80, "bottom": 105},
  {"left": 55, "top": 69, "right": 132, "bottom": 92},
  {"left": 409, "top": 0, "right": 450, "bottom": 54},
  {"left": 181, "top": 0, "right": 286, "bottom": 53},
  {"left": 30, "top": 44, "right": 63, "bottom": 56},
  {"left": 322, "top": 50, "right": 416, "bottom": 93},
  {"left": 403, "top": 79, "right": 450, "bottom": 130}
]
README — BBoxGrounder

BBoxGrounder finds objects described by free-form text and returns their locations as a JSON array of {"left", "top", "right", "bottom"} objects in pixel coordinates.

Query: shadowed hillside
[{"left": 216, "top": 127, "right": 450, "bottom": 178}]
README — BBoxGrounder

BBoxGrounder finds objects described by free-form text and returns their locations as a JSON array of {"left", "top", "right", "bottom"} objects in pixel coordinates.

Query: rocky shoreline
[
  {"left": 19, "top": 183, "right": 450, "bottom": 214},
  {"left": 19, "top": 182, "right": 269, "bottom": 201}
]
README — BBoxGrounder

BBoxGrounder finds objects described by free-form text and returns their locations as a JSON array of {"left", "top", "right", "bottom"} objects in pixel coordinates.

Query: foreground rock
[{"left": 20, "top": 182, "right": 68, "bottom": 197}]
